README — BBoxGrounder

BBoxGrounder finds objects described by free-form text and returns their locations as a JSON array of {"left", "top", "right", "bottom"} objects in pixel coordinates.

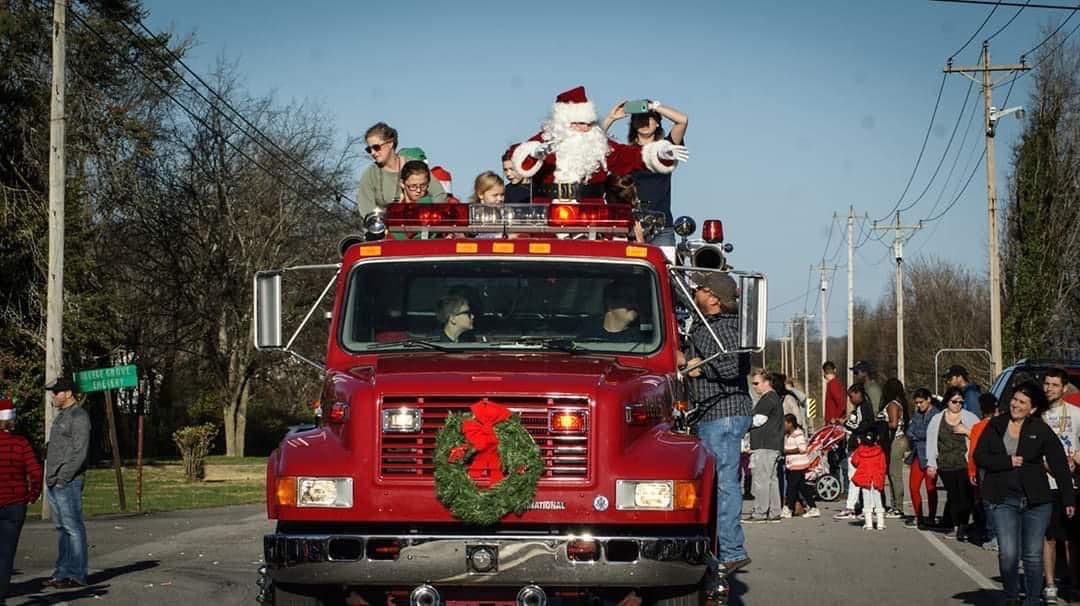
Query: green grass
[{"left": 30, "top": 457, "right": 267, "bottom": 518}]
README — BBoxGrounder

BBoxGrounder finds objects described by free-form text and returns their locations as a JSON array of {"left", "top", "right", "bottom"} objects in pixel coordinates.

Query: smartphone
[{"left": 624, "top": 99, "right": 650, "bottom": 114}]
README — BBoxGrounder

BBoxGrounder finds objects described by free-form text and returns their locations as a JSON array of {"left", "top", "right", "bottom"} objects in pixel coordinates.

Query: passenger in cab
[
  {"left": 580, "top": 280, "right": 641, "bottom": 342},
  {"left": 470, "top": 171, "right": 506, "bottom": 205},
  {"left": 357, "top": 122, "right": 447, "bottom": 217},
  {"left": 435, "top": 295, "right": 475, "bottom": 343},
  {"left": 602, "top": 99, "right": 688, "bottom": 247}
]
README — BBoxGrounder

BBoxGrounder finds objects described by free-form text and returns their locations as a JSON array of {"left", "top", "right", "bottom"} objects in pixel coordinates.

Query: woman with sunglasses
[
  {"left": 357, "top": 122, "right": 446, "bottom": 218},
  {"left": 601, "top": 99, "right": 688, "bottom": 246},
  {"left": 975, "top": 381, "right": 1074, "bottom": 606},
  {"left": 926, "top": 386, "right": 982, "bottom": 540}
]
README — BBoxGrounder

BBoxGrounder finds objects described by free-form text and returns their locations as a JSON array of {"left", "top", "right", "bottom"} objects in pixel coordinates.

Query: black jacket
[{"left": 974, "top": 414, "right": 1075, "bottom": 508}]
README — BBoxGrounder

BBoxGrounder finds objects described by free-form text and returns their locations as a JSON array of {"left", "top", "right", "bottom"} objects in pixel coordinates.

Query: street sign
[{"left": 75, "top": 364, "right": 138, "bottom": 393}]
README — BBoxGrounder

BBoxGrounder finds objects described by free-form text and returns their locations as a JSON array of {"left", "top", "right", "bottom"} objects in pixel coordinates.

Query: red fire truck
[{"left": 252, "top": 203, "right": 767, "bottom": 605}]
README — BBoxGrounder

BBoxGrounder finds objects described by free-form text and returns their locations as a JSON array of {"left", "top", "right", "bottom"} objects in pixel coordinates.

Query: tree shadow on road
[
  {"left": 9, "top": 560, "right": 160, "bottom": 604},
  {"left": 952, "top": 589, "right": 1002, "bottom": 605}
]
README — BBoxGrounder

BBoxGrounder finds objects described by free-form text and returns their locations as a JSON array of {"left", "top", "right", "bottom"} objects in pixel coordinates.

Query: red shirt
[
  {"left": 0, "top": 430, "right": 42, "bottom": 506},
  {"left": 968, "top": 417, "right": 992, "bottom": 482},
  {"left": 851, "top": 443, "right": 887, "bottom": 489},
  {"left": 825, "top": 376, "right": 846, "bottom": 422}
]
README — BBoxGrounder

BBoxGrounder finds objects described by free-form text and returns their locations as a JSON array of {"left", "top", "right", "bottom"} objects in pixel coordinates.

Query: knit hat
[
  {"left": 430, "top": 166, "right": 452, "bottom": 194},
  {"left": 552, "top": 86, "right": 597, "bottom": 125},
  {"left": 399, "top": 147, "right": 427, "bottom": 163},
  {"left": 0, "top": 395, "right": 13, "bottom": 421}
]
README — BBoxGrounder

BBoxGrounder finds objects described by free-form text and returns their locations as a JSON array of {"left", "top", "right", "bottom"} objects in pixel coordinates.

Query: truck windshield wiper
[
  {"left": 366, "top": 339, "right": 453, "bottom": 352},
  {"left": 504, "top": 337, "right": 612, "bottom": 353}
]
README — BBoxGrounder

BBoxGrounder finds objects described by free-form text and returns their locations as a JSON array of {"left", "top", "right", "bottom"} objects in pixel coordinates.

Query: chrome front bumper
[{"left": 264, "top": 532, "right": 711, "bottom": 588}]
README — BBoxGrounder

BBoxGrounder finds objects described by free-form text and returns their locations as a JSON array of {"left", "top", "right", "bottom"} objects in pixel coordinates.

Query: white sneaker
[
  {"left": 779, "top": 507, "right": 792, "bottom": 519},
  {"left": 804, "top": 507, "right": 821, "bottom": 518},
  {"left": 1044, "top": 585, "right": 1058, "bottom": 604}
]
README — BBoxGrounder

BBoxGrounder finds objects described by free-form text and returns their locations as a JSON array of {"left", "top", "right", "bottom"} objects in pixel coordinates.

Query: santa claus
[{"left": 511, "top": 86, "right": 688, "bottom": 204}]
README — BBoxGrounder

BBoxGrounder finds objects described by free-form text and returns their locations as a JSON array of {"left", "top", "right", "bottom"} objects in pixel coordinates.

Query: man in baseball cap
[
  {"left": 42, "top": 374, "right": 90, "bottom": 589},
  {"left": 943, "top": 364, "right": 981, "bottom": 416},
  {"left": 849, "top": 360, "right": 882, "bottom": 412}
]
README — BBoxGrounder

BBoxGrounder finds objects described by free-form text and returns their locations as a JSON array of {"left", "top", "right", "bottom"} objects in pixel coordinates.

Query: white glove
[
  {"left": 658, "top": 142, "right": 689, "bottom": 162},
  {"left": 531, "top": 141, "right": 553, "bottom": 159},
  {"left": 648, "top": 100, "right": 662, "bottom": 111}
]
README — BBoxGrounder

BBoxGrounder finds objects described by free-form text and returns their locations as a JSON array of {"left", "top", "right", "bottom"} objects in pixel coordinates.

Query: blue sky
[{"left": 142, "top": 0, "right": 1073, "bottom": 336}]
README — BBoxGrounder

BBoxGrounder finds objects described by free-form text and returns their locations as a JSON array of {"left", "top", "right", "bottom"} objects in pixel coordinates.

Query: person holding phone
[
  {"left": 601, "top": 98, "right": 688, "bottom": 247},
  {"left": 509, "top": 86, "right": 688, "bottom": 205}
]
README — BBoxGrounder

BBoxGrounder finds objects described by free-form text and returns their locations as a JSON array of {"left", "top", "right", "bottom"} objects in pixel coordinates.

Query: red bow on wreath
[{"left": 460, "top": 400, "right": 512, "bottom": 483}]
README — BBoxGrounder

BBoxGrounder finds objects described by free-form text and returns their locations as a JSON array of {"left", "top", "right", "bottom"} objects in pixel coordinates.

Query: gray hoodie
[{"left": 46, "top": 404, "right": 90, "bottom": 487}]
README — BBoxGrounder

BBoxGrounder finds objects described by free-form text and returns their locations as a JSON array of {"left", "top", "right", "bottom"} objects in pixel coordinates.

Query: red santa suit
[{"left": 511, "top": 86, "right": 681, "bottom": 204}]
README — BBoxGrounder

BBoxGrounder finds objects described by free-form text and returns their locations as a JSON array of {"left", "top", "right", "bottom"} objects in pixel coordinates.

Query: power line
[
  {"left": 65, "top": 8, "right": 354, "bottom": 229},
  {"left": 770, "top": 289, "right": 812, "bottom": 312},
  {"left": 108, "top": 14, "right": 357, "bottom": 217},
  {"left": 921, "top": 149, "right": 986, "bottom": 222},
  {"left": 920, "top": 85, "right": 982, "bottom": 222},
  {"left": 896, "top": 78, "right": 977, "bottom": 214},
  {"left": 1020, "top": 2, "right": 1080, "bottom": 57},
  {"left": 127, "top": 16, "right": 358, "bottom": 209},
  {"left": 950, "top": 0, "right": 1002, "bottom": 59},
  {"left": 874, "top": 74, "right": 949, "bottom": 223},
  {"left": 932, "top": 0, "right": 1079, "bottom": 9},
  {"left": 985, "top": 0, "right": 1031, "bottom": 40}
]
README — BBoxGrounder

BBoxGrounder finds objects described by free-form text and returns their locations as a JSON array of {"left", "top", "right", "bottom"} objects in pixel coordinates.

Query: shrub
[{"left": 172, "top": 423, "right": 219, "bottom": 482}]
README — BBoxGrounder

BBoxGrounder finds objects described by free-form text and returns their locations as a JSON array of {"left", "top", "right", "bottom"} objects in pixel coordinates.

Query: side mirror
[
  {"left": 738, "top": 274, "right": 767, "bottom": 351},
  {"left": 254, "top": 271, "right": 283, "bottom": 349}
]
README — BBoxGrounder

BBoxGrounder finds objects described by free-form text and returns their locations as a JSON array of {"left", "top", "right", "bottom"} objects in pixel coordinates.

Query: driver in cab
[{"left": 580, "top": 279, "right": 642, "bottom": 342}]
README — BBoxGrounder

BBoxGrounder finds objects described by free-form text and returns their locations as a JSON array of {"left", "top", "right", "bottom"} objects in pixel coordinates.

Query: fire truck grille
[{"left": 379, "top": 395, "right": 590, "bottom": 480}]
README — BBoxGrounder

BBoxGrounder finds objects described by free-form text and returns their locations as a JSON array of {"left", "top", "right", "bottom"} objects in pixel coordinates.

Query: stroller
[{"left": 804, "top": 423, "right": 848, "bottom": 501}]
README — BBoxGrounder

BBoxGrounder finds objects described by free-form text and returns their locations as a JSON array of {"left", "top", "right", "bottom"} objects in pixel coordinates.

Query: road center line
[{"left": 919, "top": 529, "right": 997, "bottom": 590}]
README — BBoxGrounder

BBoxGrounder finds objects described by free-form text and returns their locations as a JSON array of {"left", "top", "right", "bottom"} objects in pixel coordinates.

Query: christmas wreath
[{"left": 434, "top": 400, "right": 543, "bottom": 525}]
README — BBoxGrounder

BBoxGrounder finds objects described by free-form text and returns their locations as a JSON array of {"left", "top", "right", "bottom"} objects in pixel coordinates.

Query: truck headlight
[
  {"left": 296, "top": 477, "right": 353, "bottom": 508},
  {"left": 382, "top": 407, "right": 422, "bottom": 432},
  {"left": 615, "top": 480, "right": 697, "bottom": 511}
]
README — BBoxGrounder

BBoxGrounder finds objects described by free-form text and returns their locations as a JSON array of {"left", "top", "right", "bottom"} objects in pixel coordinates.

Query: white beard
[{"left": 542, "top": 119, "right": 609, "bottom": 183}]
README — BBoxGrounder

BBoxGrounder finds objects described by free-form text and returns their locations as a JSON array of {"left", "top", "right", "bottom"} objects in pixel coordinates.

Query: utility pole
[
  {"left": 43, "top": 0, "right": 67, "bottom": 521},
  {"left": 814, "top": 262, "right": 837, "bottom": 414},
  {"left": 872, "top": 212, "right": 922, "bottom": 385},
  {"left": 846, "top": 207, "right": 855, "bottom": 386},
  {"left": 945, "top": 41, "right": 1029, "bottom": 378}
]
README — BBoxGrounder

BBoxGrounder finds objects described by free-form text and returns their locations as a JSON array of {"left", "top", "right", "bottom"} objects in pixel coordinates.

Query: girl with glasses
[{"left": 926, "top": 386, "right": 982, "bottom": 541}]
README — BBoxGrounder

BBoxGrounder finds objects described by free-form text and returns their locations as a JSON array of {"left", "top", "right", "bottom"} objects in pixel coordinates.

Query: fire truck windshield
[{"left": 339, "top": 258, "right": 662, "bottom": 355}]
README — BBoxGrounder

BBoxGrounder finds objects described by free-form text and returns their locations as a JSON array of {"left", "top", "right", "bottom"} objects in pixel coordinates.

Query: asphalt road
[{"left": 4, "top": 499, "right": 1031, "bottom": 605}]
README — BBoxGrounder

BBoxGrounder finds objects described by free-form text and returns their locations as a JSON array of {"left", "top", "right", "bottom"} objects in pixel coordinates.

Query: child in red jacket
[{"left": 851, "top": 428, "right": 888, "bottom": 530}]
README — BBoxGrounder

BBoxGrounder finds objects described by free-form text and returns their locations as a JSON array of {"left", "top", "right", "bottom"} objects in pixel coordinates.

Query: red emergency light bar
[
  {"left": 384, "top": 203, "right": 470, "bottom": 227},
  {"left": 548, "top": 203, "right": 633, "bottom": 228},
  {"left": 382, "top": 203, "right": 633, "bottom": 234}
]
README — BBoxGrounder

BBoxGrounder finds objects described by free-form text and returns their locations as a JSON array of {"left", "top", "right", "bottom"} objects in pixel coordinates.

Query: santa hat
[
  {"left": 431, "top": 166, "right": 453, "bottom": 194},
  {"left": 0, "top": 395, "right": 13, "bottom": 421},
  {"left": 552, "top": 86, "right": 597, "bottom": 125}
]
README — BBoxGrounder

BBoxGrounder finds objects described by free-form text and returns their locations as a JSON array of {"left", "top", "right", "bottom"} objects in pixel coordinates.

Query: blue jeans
[
  {"left": 989, "top": 497, "right": 1051, "bottom": 605},
  {"left": 45, "top": 477, "right": 88, "bottom": 584},
  {"left": 697, "top": 415, "right": 752, "bottom": 564},
  {"left": 0, "top": 503, "right": 27, "bottom": 600}
]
